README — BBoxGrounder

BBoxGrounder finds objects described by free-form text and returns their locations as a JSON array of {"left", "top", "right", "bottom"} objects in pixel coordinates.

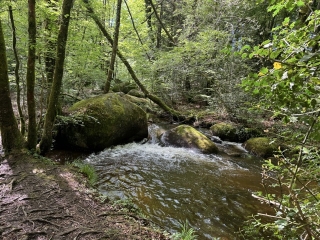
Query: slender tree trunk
[
  {"left": 0, "top": 19, "right": 24, "bottom": 153},
  {"left": 148, "top": 0, "right": 176, "bottom": 46},
  {"left": 40, "top": 0, "right": 74, "bottom": 155},
  {"left": 124, "top": 0, "right": 143, "bottom": 46},
  {"left": 104, "top": 0, "right": 122, "bottom": 93},
  {"left": 26, "top": 0, "right": 37, "bottom": 150},
  {"left": 44, "top": 0, "right": 58, "bottom": 103},
  {"left": 144, "top": 0, "right": 155, "bottom": 43},
  {"left": 83, "top": 0, "right": 184, "bottom": 120},
  {"left": 8, "top": 5, "right": 26, "bottom": 136},
  {"left": 124, "top": 0, "right": 152, "bottom": 61}
]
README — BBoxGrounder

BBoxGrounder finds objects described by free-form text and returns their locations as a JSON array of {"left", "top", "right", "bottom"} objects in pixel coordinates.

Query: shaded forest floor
[{"left": 0, "top": 151, "right": 169, "bottom": 240}]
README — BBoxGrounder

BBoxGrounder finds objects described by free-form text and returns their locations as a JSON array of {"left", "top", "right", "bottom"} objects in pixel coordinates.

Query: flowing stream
[{"left": 84, "top": 125, "right": 266, "bottom": 239}]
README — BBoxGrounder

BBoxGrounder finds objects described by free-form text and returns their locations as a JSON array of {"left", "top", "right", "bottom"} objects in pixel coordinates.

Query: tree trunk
[
  {"left": 144, "top": 0, "right": 155, "bottom": 43},
  {"left": 83, "top": 0, "right": 184, "bottom": 120},
  {"left": 40, "top": 0, "right": 74, "bottom": 155},
  {"left": 155, "top": 1, "right": 162, "bottom": 48},
  {"left": 26, "top": 0, "right": 37, "bottom": 150},
  {"left": 104, "top": 0, "right": 122, "bottom": 93},
  {"left": 148, "top": 0, "right": 176, "bottom": 46},
  {"left": 0, "top": 19, "right": 24, "bottom": 153},
  {"left": 44, "top": 0, "right": 58, "bottom": 103},
  {"left": 8, "top": 5, "right": 26, "bottom": 136},
  {"left": 124, "top": 0, "right": 152, "bottom": 61}
]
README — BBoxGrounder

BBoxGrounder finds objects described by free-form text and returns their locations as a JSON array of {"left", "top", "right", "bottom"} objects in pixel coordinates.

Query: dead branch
[{"left": 252, "top": 193, "right": 281, "bottom": 207}]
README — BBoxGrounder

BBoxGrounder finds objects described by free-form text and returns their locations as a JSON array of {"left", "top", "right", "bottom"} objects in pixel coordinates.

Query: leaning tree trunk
[
  {"left": 0, "top": 19, "right": 24, "bottom": 153},
  {"left": 104, "top": 0, "right": 122, "bottom": 93},
  {"left": 124, "top": 0, "right": 152, "bottom": 61},
  {"left": 148, "top": 0, "right": 176, "bottom": 46},
  {"left": 26, "top": 0, "right": 37, "bottom": 150},
  {"left": 83, "top": 0, "right": 184, "bottom": 120},
  {"left": 40, "top": 0, "right": 74, "bottom": 155}
]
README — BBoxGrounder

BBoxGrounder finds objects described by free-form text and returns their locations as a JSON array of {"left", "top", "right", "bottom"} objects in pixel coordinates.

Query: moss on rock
[
  {"left": 122, "top": 94, "right": 154, "bottom": 113},
  {"left": 127, "top": 89, "right": 145, "bottom": 98},
  {"left": 56, "top": 93, "right": 148, "bottom": 151},
  {"left": 161, "top": 125, "right": 218, "bottom": 154},
  {"left": 242, "top": 137, "right": 278, "bottom": 158},
  {"left": 210, "top": 122, "right": 237, "bottom": 142},
  {"left": 210, "top": 122, "right": 262, "bottom": 142},
  {"left": 112, "top": 81, "right": 137, "bottom": 94}
]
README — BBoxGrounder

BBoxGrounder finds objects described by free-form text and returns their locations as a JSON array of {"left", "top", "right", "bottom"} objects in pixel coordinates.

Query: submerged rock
[
  {"left": 161, "top": 125, "right": 218, "bottom": 154},
  {"left": 221, "top": 143, "right": 248, "bottom": 157},
  {"left": 210, "top": 136, "right": 222, "bottom": 144},
  {"left": 56, "top": 93, "right": 148, "bottom": 151}
]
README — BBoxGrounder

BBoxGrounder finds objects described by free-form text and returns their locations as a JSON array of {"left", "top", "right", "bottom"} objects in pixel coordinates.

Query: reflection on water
[{"left": 85, "top": 140, "right": 266, "bottom": 239}]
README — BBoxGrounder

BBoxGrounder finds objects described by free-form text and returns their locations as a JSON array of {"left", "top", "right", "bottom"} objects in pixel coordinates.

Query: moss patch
[
  {"left": 242, "top": 137, "right": 278, "bottom": 158},
  {"left": 210, "top": 122, "right": 237, "bottom": 141},
  {"left": 162, "top": 125, "right": 218, "bottom": 154},
  {"left": 210, "top": 122, "right": 262, "bottom": 142},
  {"left": 56, "top": 93, "right": 148, "bottom": 151}
]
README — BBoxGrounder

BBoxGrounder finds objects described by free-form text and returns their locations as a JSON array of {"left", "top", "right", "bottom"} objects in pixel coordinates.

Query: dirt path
[{"left": 0, "top": 153, "right": 169, "bottom": 240}]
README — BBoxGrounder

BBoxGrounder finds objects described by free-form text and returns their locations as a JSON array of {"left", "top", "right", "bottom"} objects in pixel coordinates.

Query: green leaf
[
  {"left": 282, "top": 17, "right": 290, "bottom": 26},
  {"left": 260, "top": 67, "right": 269, "bottom": 74},
  {"left": 297, "top": 0, "right": 305, "bottom": 7},
  {"left": 242, "top": 53, "right": 248, "bottom": 59},
  {"left": 253, "top": 89, "right": 260, "bottom": 94}
]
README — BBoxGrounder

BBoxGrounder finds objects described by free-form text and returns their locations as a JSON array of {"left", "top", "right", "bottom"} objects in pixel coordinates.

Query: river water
[{"left": 84, "top": 125, "right": 266, "bottom": 239}]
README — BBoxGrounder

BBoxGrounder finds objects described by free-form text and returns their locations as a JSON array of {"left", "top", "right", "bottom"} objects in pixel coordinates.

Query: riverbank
[{"left": 0, "top": 152, "right": 169, "bottom": 239}]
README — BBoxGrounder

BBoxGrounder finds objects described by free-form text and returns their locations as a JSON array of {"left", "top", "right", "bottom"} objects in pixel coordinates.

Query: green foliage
[
  {"left": 241, "top": 1, "right": 320, "bottom": 239},
  {"left": 171, "top": 220, "right": 198, "bottom": 240},
  {"left": 241, "top": 9, "right": 320, "bottom": 127},
  {"left": 55, "top": 115, "right": 100, "bottom": 127},
  {"left": 242, "top": 147, "right": 320, "bottom": 239},
  {"left": 150, "top": 0, "right": 252, "bottom": 114},
  {"left": 71, "top": 160, "right": 98, "bottom": 186},
  {"left": 28, "top": 151, "right": 56, "bottom": 165},
  {"left": 112, "top": 198, "right": 142, "bottom": 215}
]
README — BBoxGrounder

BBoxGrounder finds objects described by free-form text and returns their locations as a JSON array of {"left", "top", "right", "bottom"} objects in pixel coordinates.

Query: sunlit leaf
[{"left": 274, "top": 62, "right": 282, "bottom": 69}]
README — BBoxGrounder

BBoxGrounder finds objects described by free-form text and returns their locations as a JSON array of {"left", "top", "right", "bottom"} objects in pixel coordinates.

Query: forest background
[{"left": 0, "top": 0, "right": 320, "bottom": 238}]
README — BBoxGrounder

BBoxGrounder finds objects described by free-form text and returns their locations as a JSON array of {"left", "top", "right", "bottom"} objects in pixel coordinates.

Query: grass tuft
[
  {"left": 71, "top": 160, "right": 98, "bottom": 186},
  {"left": 172, "top": 220, "right": 198, "bottom": 240}
]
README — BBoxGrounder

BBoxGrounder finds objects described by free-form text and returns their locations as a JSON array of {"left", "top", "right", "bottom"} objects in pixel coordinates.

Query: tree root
[
  {"left": 25, "top": 218, "right": 62, "bottom": 228},
  {"left": 58, "top": 227, "right": 79, "bottom": 236},
  {"left": 98, "top": 211, "right": 157, "bottom": 227}
]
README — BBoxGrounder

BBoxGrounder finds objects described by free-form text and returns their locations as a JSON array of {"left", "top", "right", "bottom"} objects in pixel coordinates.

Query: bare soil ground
[{"left": 0, "top": 152, "right": 169, "bottom": 240}]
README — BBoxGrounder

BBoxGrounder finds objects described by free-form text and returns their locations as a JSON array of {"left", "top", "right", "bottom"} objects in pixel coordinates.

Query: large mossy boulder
[
  {"left": 122, "top": 94, "right": 154, "bottom": 113},
  {"left": 161, "top": 125, "right": 218, "bottom": 154},
  {"left": 56, "top": 93, "right": 148, "bottom": 151},
  {"left": 242, "top": 137, "right": 278, "bottom": 158}
]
